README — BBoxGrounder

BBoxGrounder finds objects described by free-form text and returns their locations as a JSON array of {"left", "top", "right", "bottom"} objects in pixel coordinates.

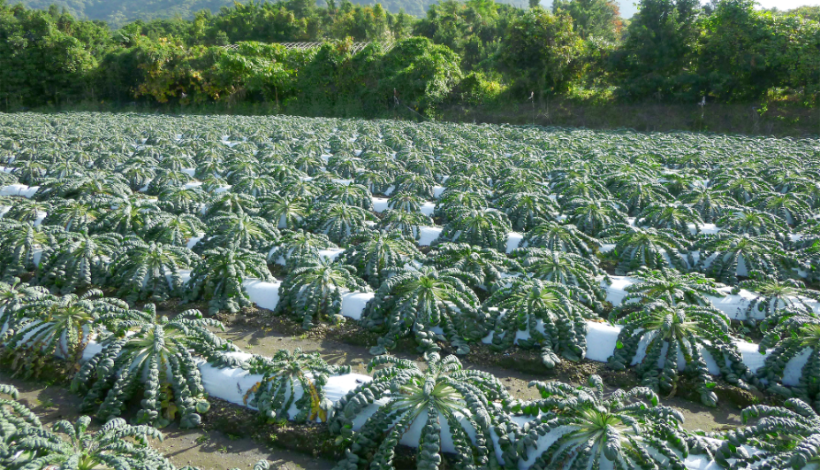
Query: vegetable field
[{"left": 2, "top": 112, "right": 820, "bottom": 470}]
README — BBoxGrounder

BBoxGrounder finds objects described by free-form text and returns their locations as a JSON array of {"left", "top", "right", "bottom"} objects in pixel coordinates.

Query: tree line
[{"left": 1, "top": 0, "right": 819, "bottom": 117}]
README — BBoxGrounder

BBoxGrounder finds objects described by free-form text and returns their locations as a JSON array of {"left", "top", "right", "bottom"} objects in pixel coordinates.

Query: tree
[
  {"left": 379, "top": 37, "right": 463, "bottom": 116},
  {"left": 500, "top": 7, "right": 583, "bottom": 99},
  {"left": 613, "top": 0, "right": 701, "bottom": 101},
  {"left": 698, "top": 0, "right": 791, "bottom": 102},
  {"left": 552, "top": 0, "right": 622, "bottom": 41}
]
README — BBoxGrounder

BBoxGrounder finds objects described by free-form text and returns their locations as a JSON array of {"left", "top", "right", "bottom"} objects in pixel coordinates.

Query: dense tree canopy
[{"left": 3, "top": 0, "right": 820, "bottom": 113}]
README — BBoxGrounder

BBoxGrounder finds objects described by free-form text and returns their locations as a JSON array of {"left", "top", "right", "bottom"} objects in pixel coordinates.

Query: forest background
[{"left": 3, "top": 0, "right": 820, "bottom": 135}]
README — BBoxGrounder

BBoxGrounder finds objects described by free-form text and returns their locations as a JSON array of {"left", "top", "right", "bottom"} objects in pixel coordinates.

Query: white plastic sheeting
[{"left": 0, "top": 184, "right": 39, "bottom": 198}]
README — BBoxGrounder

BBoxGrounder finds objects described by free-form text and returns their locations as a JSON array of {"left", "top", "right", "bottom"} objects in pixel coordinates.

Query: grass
[{"left": 22, "top": 95, "right": 820, "bottom": 138}]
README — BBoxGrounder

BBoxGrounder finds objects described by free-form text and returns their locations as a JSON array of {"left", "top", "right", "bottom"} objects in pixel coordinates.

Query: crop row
[{"left": 1, "top": 112, "right": 820, "bottom": 469}]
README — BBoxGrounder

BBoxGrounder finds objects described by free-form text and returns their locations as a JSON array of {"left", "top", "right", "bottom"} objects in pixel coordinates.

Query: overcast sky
[{"left": 542, "top": 0, "right": 820, "bottom": 18}]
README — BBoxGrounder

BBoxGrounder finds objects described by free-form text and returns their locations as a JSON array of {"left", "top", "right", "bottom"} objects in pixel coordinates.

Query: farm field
[{"left": 1, "top": 112, "right": 820, "bottom": 470}]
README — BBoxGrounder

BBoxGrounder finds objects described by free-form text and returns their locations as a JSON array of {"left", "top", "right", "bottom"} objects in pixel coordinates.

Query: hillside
[{"left": 17, "top": 0, "right": 525, "bottom": 25}]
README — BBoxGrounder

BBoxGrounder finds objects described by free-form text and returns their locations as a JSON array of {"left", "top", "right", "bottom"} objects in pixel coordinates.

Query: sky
[{"left": 542, "top": 0, "right": 820, "bottom": 18}]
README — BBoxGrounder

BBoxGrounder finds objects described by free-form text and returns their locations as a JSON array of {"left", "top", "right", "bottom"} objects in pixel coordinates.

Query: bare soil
[
  {"left": 218, "top": 309, "right": 752, "bottom": 432},
  {"left": 0, "top": 302, "right": 772, "bottom": 470}
]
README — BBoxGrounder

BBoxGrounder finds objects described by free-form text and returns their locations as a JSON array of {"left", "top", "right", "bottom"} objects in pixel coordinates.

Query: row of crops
[{"left": 1, "top": 112, "right": 820, "bottom": 469}]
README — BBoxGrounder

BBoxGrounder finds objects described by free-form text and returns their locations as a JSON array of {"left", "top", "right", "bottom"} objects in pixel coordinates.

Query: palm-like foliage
[
  {"left": 0, "top": 198, "right": 50, "bottom": 224},
  {"left": 0, "top": 220, "right": 60, "bottom": 278},
  {"left": 36, "top": 173, "right": 132, "bottom": 200},
  {"left": 269, "top": 229, "right": 338, "bottom": 268},
  {"left": 0, "top": 278, "right": 49, "bottom": 330},
  {"left": 434, "top": 190, "right": 488, "bottom": 223},
  {"left": 5, "top": 416, "right": 174, "bottom": 470},
  {"left": 259, "top": 194, "right": 309, "bottom": 229},
  {"left": 712, "top": 173, "right": 771, "bottom": 203},
  {"left": 279, "top": 178, "right": 322, "bottom": 200},
  {"left": 716, "top": 208, "right": 789, "bottom": 237},
  {"left": 619, "top": 267, "right": 722, "bottom": 307},
  {"left": 375, "top": 209, "right": 433, "bottom": 240},
  {"left": 108, "top": 239, "right": 197, "bottom": 303},
  {"left": 679, "top": 186, "right": 738, "bottom": 222},
  {"left": 427, "top": 243, "right": 517, "bottom": 291},
  {"left": 756, "top": 308, "right": 820, "bottom": 409},
  {"left": 341, "top": 230, "right": 421, "bottom": 289},
  {"left": 327, "top": 156, "right": 362, "bottom": 178},
  {"left": 512, "top": 248, "right": 608, "bottom": 309},
  {"left": 484, "top": 278, "right": 592, "bottom": 368},
  {"left": 120, "top": 162, "right": 157, "bottom": 191},
  {"left": 93, "top": 196, "right": 162, "bottom": 236},
  {"left": 520, "top": 220, "right": 600, "bottom": 257},
  {"left": 200, "top": 212, "right": 280, "bottom": 252},
  {"left": 0, "top": 383, "right": 42, "bottom": 461},
  {"left": 43, "top": 199, "right": 100, "bottom": 232},
  {"left": 733, "top": 271, "right": 820, "bottom": 322},
  {"left": 231, "top": 174, "right": 278, "bottom": 197},
  {"left": 601, "top": 225, "right": 689, "bottom": 274},
  {"left": 386, "top": 191, "right": 423, "bottom": 213},
  {"left": 156, "top": 186, "right": 207, "bottom": 214},
  {"left": 616, "top": 182, "right": 672, "bottom": 216},
  {"left": 330, "top": 353, "right": 514, "bottom": 470},
  {"left": 73, "top": 305, "right": 233, "bottom": 428},
  {"left": 437, "top": 208, "right": 512, "bottom": 251},
  {"left": 146, "top": 169, "right": 193, "bottom": 194},
  {"left": 363, "top": 266, "right": 484, "bottom": 355},
  {"left": 243, "top": 348, "right": 350, "bottom": 423},
  {"left": 552, "top": 175, "right": 610, "bottom": 200},
  {"left": 695, "top": 232, "right": 798, "bottom": 284},
  {"left": 318, "top": 183, "right": 373, "bottom": 210},
  {"left": 186, "top": 247, "right": 273, "bottom": 314},
  {"left": 636, "top": 202, "right": 703, "bottom": 237},
  {"left": 564, "top": 198, "right": 628, "bottom": 236},
  {"left": 494, "top": 191, "right": 558, "bottom": 231},
  {"left": 145, "top": 213, "right": 206, "bottom": 247},
  {"left": 715, "top": 399, "right": 820, "bottom": 469},
  {"left": 394, "top": 173, "right": 436, "bottom": 198},
  {"left": 3, "top": 290, "right": 131, "bottom": 376},
  {"left": 203, "top": 191, "right": 260, "bottom": 218},
  {"left": 354, "top": 170, "right": 391, "bottom": 195},
  {"left": 309, "top": 203, "right": 375, "bottom": 244},
  {"left": 275, "top": 255, "right": 370, "bottom": 329},
  {"left": 511, "top": 375, "right": 701, "bottom": 470},
  {"left": 752, "top": 192, "right": 812, "bottom": 226},
  {"left": 35, "top": 231, "right": 122, "bottom": 294},
  {"left": 608, "top": 300, "right": 751, "bottom": 406}
]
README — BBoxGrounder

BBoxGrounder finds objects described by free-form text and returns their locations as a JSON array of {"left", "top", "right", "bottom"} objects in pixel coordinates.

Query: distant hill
[{"left": 17, "top": 0, "right": 527, "bottom": 26}]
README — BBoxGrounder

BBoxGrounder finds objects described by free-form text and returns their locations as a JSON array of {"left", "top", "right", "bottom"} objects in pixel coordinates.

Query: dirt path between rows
[{"left": 217, "top": 310, "right": 744, "bottom": 433}]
